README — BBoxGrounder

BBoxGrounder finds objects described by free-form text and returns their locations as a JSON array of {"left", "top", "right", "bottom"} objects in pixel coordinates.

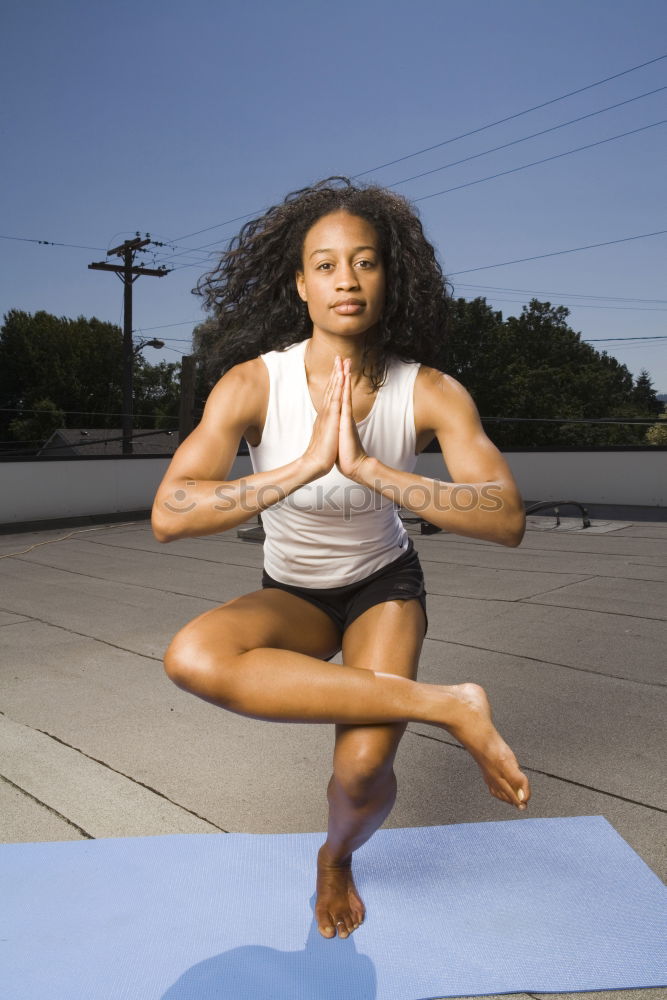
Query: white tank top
[{"left": 248, "top": 337, "right": 421, "bottom": 587}]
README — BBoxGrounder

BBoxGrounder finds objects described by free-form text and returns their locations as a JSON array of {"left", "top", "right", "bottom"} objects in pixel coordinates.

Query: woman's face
[{"left": 296, "top": 211, "right": 385, "bottom": 339}]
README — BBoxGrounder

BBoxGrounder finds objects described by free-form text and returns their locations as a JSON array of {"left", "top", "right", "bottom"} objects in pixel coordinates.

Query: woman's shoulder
[
  {"left": 220, "top": 354, "right": 268, "bottom": 385},
  {"left": 203, "top": 357, "right": 269, "bottom": 449},
  {"left": 211, "top": 355, "right": 268, "bottom": 415},
  {"left": 413, "top": 364, "right": 477, "bottom": 433},
  {"left": 414, "top": 363, "right": 464, "bottom": 395},
  {"left": 218, "top": 337, "right": 305, "bottom": 393}
]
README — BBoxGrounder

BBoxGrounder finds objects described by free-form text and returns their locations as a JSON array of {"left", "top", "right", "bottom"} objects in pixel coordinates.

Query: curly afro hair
[{"left": 194, "top": 176, "right": 450, "bottom": 390}]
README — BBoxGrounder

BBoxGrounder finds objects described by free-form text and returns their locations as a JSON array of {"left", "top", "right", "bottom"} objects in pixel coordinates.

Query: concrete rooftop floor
[{"left": 0, "top": 510, "right": 665, "bottom": 1000}]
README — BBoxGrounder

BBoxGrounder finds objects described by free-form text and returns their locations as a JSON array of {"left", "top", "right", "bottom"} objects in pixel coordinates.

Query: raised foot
[
  {"left": 442, "top": 682, "right": 532, "bottom": 810},
  {"left": 315, "top": 845, "right": 366, "bottom": 939}
]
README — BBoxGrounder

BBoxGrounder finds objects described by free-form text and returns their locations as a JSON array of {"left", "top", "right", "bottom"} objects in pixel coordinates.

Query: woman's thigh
[
  {"left": 332, "top": 598, "right": 427, "bottom": 777},
  {"left": 342, "top": 597, "right": 426, "bottom": 679},
  {"left": 165, "top": 588, "right": 343, "bottom": 670}
]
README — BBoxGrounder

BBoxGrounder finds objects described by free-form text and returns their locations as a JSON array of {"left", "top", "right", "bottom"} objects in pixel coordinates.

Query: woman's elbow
[
  {"left": 151, "top": 504, "right": 176, "bottom": 543},
  {"left": 500, "top": 506, "right": 526, "bottom": 547}
]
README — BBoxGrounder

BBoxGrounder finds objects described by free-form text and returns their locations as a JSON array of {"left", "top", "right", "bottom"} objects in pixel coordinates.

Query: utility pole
[
  {"left": 89, "top": 234, "right": 169, "bottom": 455},
  {"left": 178, "top": 355, "right": 196, "bottom": 443}
]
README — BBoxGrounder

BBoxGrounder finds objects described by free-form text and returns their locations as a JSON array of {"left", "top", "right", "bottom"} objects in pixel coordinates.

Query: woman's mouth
[{"left": 332, "top": 299, "right": 364, "bottom": 315}]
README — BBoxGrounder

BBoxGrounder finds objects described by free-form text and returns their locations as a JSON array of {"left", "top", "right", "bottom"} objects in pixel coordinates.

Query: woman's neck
[{"left": 305, "top": 330, "right": 373, "bottom": 384}]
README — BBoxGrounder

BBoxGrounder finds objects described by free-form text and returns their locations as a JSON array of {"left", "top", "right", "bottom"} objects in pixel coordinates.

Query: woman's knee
[
  {"left": 163, "top": 631, "right": 202, "bottom": 690},
  {"left": 332, "top": 727, "right": 405, "bottom": 804},
  {"left": 163, "top": 631, "right": 193, "bottom": 687},
  {"left": 163, "top": 619, "right": 239, "bottom": 698}
]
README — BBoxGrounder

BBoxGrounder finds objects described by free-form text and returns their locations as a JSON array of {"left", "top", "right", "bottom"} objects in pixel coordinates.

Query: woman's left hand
[{"left": 336, "top": 357, "right": 371, "bottom": 482}]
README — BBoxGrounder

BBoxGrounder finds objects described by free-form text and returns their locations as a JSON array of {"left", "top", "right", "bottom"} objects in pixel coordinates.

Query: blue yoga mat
[{"left": 1, "top": 816, "right": 665, "bottom": 999}]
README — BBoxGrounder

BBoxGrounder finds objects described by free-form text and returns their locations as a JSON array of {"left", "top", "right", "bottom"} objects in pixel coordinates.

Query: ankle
[
  {"left": 421, "top": 683, "right": 476, "bottom": 732},
  {"left": 319, "top": 843, "right": 352, "bottom": 868}
]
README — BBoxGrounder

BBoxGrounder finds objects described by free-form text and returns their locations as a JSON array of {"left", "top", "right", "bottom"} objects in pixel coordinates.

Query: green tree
[
  {"left": 645, "top": 420, "right": 667, "bottom": 445},
  {"left": 133, "top": 357, "right": 181, "bottom": 430},
  {"left": 443, "top": 296, "right": 504, "bottom": 396},
  {"left": 446, "top": 299, "right": 650, "bottom": 447},
  {"left": 0, "top": 310, "right": 124, "bottom": 441},
  {"left": 7, "top": 398, "right": 65, "bottom": 449},
  {"left": 189, "top": 298, "right": 659, "bottom": 449},
  {"left": 632, "top": 369, "right": 662, "bottom": 418},
  {"left": 0, "top": 310, "right": 181, "bottom": 450}
]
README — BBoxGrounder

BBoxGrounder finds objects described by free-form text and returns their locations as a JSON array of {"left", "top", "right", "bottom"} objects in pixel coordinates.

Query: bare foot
[
  {"left": 315, "top": 845, "right": 366, "bottom": 939},
  {"left": 440, "top": 683, "right": 531, "bottom": 810}
]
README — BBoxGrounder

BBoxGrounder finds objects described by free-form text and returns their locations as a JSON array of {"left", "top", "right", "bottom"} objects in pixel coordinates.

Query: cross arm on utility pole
[
  {"left": 88, "top": 262, "right": 170, "bottom": 277},
  {"left": 106, "top": 236, "right": 151, "bottom": 257}
]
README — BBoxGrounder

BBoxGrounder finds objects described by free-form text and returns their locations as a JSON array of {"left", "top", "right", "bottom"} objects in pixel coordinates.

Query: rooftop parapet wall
[
  {"left": 417, "top": 449, "right": 666, "bottom": 510},
  {"left": 0, "top": 450, "right": 664, "bottom": 529}
]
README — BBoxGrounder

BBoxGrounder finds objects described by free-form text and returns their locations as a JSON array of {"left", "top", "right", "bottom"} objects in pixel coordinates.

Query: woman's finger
[{"left": 321, "top": 356, "right": 341, "bottom": 406}]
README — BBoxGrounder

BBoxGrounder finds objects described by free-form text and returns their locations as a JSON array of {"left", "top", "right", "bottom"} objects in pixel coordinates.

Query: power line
[
  {"left": 156, "top": 256, "right": 217, "bottom": 273},
  {"left": 4, "top": 100, "right": 665, "bottom": 334},
  {"left": 6, "top": 57, "right": 665, "bottom": 272},
  {"left": 354, "top": 53, "right": 667, "bottom": 178},
  {"left": 448, "top": 228, "right": 667, "bottom": 275},
  {"left": 584, "top": 335, "right": 667, "bottom": 342},
  {"left": 142, "top": 237, "right": 234, "bottom": 268},
  {"left": 17, "top": 114, "right": 661, "bottom": 283},
  {"left": 456, "top": 283, "right": 667, "bottom": 304},
  {"left": 161, "top": 345, "right": 189, "bottom": 356},
  {"left": 481, "top": 416, "right": 661, "bottom": 425},
  {"left": 465, "top": 297, "right": 667, "bottom": 313},
  {"left": 388, "top": 86, "right": 667, "bottom": 189},
  {"left": 412, "top": 118, "right": 667, "bottom": 203},
  {"left": 137, "top": 240, "right": 215, "bottom": 267},
  {"left": 154, "top": 118, "right": 667, "bottom": 274},
  {"left": 0, "top": 407, "right": 180, "bottom": 418},
  {"left": 160, "top": 221, "right": 667, "bottom": 282},
  {"left": 165, "top": 211, "right": 266, "bottom": 248},
  {"left": 0, "top": 234, "right": 107, "bottom": 252},
  {"left": 133, "top": 318, "right": 202, "bottom": 332},
  {"left": 166, "top": 52, "right": 667, "bottom": 246}
]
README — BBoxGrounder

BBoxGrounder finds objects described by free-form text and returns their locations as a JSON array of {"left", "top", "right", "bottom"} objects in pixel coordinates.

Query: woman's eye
[
  {"left": 317, "top": 262, "right": 333, "bottom": 270},
  {"left": 355, "top": 259, "right": 373, "bottom": 268}
]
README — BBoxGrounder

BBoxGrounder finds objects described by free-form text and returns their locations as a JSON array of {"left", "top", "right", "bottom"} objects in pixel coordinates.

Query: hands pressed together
[{"left": 303, "top": 356, "right": 371, "bottom": 483}]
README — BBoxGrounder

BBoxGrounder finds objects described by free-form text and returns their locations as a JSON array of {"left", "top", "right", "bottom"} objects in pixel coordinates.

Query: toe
[
  {"left": 493, "top": 788, "right": 512, "bottom": 805},
  {"left": 333, "top": 918, "right": 348, "bottom": 938},
  {"left": 511, "top": 773, "right": 530, "bottom": 809},
  {"left": 349, "top": 895, "right": 365, "bottom": 926},
  {"left": 316, "top": 907, "right": 336, "bottom": 938}
]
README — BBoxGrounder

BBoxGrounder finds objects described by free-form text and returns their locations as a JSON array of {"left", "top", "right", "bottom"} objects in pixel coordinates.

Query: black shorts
[{"left": 261, "top": 536, "right": 428, "bottom": 646}]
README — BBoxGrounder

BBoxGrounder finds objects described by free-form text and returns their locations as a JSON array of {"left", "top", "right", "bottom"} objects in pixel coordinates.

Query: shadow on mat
[{"left": 161, "top": 894, "right": 376, "bottom": 999}]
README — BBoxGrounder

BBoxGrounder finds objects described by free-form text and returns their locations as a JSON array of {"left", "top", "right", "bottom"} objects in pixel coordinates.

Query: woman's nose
[{"left": 336, "top": 264, "right": 359, "bottom": 289}]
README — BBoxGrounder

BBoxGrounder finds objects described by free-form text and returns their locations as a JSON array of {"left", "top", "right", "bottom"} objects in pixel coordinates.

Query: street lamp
[{"left": 132, "top": 338, "right": 165, "bottom": 356}]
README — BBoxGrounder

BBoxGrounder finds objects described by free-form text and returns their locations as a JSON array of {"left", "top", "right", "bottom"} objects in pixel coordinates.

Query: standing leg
[{"left": 315, "top": 598, "right": 425, "bottom": 939}]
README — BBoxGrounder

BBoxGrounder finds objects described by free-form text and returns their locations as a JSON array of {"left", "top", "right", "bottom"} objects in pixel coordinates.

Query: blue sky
[{"left": 2, "top": 0, "right": 666, "bottom": 396}]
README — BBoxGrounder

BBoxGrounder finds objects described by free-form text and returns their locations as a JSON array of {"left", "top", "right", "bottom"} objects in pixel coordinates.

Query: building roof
[
  {"left": 37, "top": 428, "right": 179, "bottom": 457},
  {"left": 0, "top": 511, "right": 664, "bottom": 945}
]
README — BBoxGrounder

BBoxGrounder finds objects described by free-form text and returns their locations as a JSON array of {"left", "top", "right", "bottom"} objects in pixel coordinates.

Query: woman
[{"left": 152, "top": 178, "right": 531, "bottom": 941}]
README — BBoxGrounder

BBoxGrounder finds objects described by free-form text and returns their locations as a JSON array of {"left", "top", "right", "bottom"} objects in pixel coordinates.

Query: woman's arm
[
  {"left": 151, "top": 358, "right": 324, "bottom": 543},
  {"left": 354, "top": 367, "right": 525, "bottom": 547}
]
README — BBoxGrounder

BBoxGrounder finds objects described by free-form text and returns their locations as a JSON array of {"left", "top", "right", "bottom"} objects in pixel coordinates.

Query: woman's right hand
[{"left": 301, "top": 356, "right": 343, "bottom": 478}]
